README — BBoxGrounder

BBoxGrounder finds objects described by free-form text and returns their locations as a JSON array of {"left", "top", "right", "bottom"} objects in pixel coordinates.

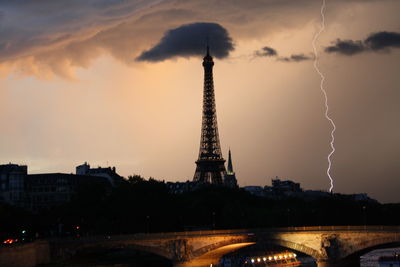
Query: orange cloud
[{"left": 0, "top": 0, "right": 386, "bottom": 78}]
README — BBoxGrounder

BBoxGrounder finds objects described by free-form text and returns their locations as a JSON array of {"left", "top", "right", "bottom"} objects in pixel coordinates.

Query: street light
[
  {"left": 212, "top": 211, "right": 216, "bottom": 230},
  {"left": 362, "top": 206, "right": 367, "bottom": 227},
  {"left": 146, "top": 215, "right": 150, "bottom": 233}
]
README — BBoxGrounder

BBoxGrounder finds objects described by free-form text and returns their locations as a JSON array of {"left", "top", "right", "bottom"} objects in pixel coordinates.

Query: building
[
  {"left": 76, "top": 162, "right": 123, "bottom": 186},
  {"left": 166, "top": 181, "right": 206, "bottom": 194},
  {"left": 243, "top": 186, "right": 265, "bottom": 197},
  {"left": 271, "top": 177, "right": 302, "bottom": 193},
  {"left": 242, "top": 177, "right": 377, "bottom": 203},
  {"left": 193, "top": 46, "right": 228, "bottom": 185},
  {"left": 0, "top": 162, "right": 119, "bottom": 213},
  {"left": 26, "top": 173, "right": 112, "bottom": 212},
  {"left": 0, "top": 163, "right": 28, "bottom": 208}
]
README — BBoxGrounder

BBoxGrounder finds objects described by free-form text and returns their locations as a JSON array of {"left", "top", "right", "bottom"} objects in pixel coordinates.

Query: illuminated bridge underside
[
  {"left": 175, "top": 242, "right": 256, "bottom": 267},
  {"left": 1, "top": 226, "right": 399, "bottom": 267}
]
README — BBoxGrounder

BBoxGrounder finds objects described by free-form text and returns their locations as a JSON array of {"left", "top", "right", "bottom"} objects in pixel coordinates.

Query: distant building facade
[
  {"left": 0, "top": 162, "right": 120, "bottom": 212},
  {"left": 76, "top": 162, "right": 123, "bottom": 186},
  {"left": 0, "top": 163, "right": 28, "bottom": 208},
  {"left": 243, "top": 177, "right": 304, "bottom": 198},
  {"left": 243, "top": 177, "right": 377, "bottom": 202},
  {"left": 271, "top": 178, "right": 302, "bottom": 193},
  {"left": 26, "top": 173, "right": 111, "bottom": 213},
  {"left": 166, "top": 181, "right": 206, "bottom": 194},
  {"left": 243, "top": 186, "right": 265, "bottom": 197}
]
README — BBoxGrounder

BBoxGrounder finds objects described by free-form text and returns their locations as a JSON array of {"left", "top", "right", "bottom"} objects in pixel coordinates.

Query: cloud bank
[
  {"left": 365, "top": 31, "right": 400, "bottom": 51},
  {"left": 136, "top": 22, "right": 234, "bottom": 62},
  {"left": 0, "top": 0, "right": 395, "bottom": 78},
  {"left": 278, "top": 54, "right": 313, "bottom": 62},
  {"left": 254, "top": 46, "right": 312, "bottom": 62},
  {"left": 325, "top": 40, "right": 365, "bottom": 56},
  {"left": 326, "top": 31, "right": 400, "bottom": 56},
  {"left": 254, "top": 46, "right": 277, "bottom": 57}
]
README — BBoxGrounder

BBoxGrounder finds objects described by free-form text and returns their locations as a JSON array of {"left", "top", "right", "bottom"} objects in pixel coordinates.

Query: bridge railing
[
  {"left": 45, "top": 225, "right": 400, "bottom": 243},
  {"left": 136, "top": 225, "right": 400, "bottom": 237},
  {"left": 266, "top": 225, "right": 400, "bottom": 232}
]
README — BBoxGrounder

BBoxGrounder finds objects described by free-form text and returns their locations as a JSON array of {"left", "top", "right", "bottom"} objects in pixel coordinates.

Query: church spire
[
  {"left": 227, "top": 148, "right": 234, "bottom": 175},
  {"left": 224, "top": 148, "right": 238, "bottom": 188}
]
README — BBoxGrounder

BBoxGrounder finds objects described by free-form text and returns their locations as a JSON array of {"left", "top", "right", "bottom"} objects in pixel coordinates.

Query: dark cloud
[
  {"left": 325, "top": 31, "right": 400, "bottom": 56},
  {"left": 277, "top": 53, "right": 313, "bottom": 62},
  {"left": 254, "top": 45, "right": 312, "bottom": 63},
  {"left": 254, "top": 46, "right": 277, "bottom": 57},
  {"left": 325, "top": 39, "right": 365, "bottom": 56},
  {"left": 136, "top": 22, "right": 234, "bottom": 62},
  {"left": 365, "top": 31, "right": 400, "bottom": 51}
]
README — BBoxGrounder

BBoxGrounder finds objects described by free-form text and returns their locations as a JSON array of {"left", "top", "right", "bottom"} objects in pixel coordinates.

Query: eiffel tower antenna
[{"left": 206, "top": 36, "right": 210, "bottom": 55}]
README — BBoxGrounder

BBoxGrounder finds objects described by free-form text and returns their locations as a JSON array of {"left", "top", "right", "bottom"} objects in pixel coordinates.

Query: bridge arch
[
  {"left": 248, "top": 238, "right": 322, "bottom": 260},
  {"left": 174, "top": 241, "right": 256, "bottom": 267},
  {"left": 190, "top": 236, "right": 321, "bottom": 263},
  {"left": 341, "top": 235, "right": 400, "bottom": 259}
]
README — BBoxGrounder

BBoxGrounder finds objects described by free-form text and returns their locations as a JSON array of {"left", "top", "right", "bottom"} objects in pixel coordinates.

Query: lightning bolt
[{"left": 312, "top": 0, "right": 336, "bottom": 193}]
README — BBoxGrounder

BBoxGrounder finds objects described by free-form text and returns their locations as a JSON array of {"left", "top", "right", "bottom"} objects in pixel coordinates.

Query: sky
[{"left": 0, "top": 0, "right": 399, "bottom": 203}]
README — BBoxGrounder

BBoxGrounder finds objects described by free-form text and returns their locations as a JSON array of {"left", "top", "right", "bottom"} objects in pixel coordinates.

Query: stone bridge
[{"left": 1, "top": 226, "right": 399, "bottom": 267}]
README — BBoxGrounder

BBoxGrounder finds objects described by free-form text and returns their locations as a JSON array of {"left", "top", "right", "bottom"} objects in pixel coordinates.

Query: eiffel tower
[{"left": 193, "top": 46, "right": 226, "bottom": 185}]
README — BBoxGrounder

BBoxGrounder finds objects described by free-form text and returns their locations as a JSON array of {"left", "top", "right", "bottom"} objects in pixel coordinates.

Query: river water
[{"left": 361, "top": 247, "right": 400, "bottom": 267}]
